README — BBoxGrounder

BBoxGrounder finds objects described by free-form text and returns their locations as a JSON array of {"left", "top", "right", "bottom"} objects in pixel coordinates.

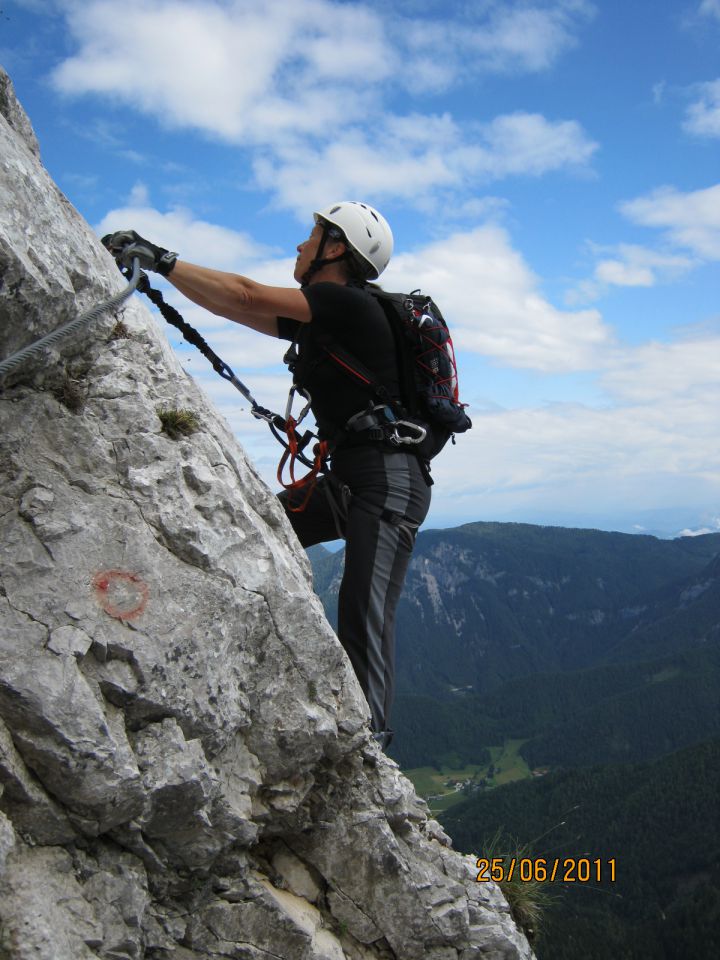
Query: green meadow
[{"left": 405, "top": 739, "right": 534, "bottom": 813}]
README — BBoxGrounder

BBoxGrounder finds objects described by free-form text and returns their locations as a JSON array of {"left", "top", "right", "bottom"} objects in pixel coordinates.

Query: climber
[{"left": 103, "top": 202, "right": 432, "bottom": 750}]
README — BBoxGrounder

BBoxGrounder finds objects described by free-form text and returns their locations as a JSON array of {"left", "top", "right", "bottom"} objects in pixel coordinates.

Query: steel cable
[{"left": 0, "top": 257, "right": 142, "bottom": 382}]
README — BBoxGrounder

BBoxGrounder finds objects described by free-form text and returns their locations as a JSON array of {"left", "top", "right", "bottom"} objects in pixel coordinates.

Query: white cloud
[
  {"left": 50, "top": 0, "right": 597, "bottom": 214},
  {"left": 425, "top": 333, "right": 720, "bottom": 522},
  {"left": 568, "top": 243, "right": 694, "bottom": 302},
  {"left": 440, "top": 196, "right": 510, "bottom": 222},
  {"left": 377, "top": 222, "right": 720, "bottom": 521},
  {"left": 468, "top": 0, "right": 594, "bottom": 72},
  {"left": 595, "top": 246, "right": 693, "bottom": 287},
  {"left": 425, "top": 390, "right": 720, "bottom": 524},
  {"left": 680, "top": 517, "right": 720, "bottom": 536},
  {"left": 600, "top": 334, "right": 720, "bottom": 404},
  {"left": 567, "top": 184, "right": 718, "bottom": 306},
  {"left": 398, "top": 0, "right": 595, "bottom": 91},
  {"left": 595, "top": 260, "right": 653, "bottom": 288},
  {"left": 52, "top": 0, "right": 594, "bottom": 126},
  {"left": 699, "top": 0, "right": 720, "bottom": 20},
  {"left": 52, "top": 0, "right": 390, "bottom": 142},
  {"left": 477, "top": 112, "right": 598, "bottom": 176},
  {"left": 383, "top": 225, "right": 611, "bottom": 373},
  {"left": 96, "top": 183, "right": 277, "bottom": 271},
  {"left": 255, "top": 112, "right": 597, "bottom": 217},
  {"left": 254, "top": 116, "right": 460, "bottom": 216},
  {"left": 684, "top": 79, "right": 720, "bottom": 138},
  {"left": 620, "top": 183, "right": 720, "bottom": 259}
]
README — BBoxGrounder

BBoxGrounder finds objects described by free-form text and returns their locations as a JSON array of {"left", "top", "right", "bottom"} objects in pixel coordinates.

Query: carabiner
[
  {"left": 285, "top": 385, "right": 313, "bottom": 426},
  {"left": 388, "top": 420, "right": 428, "bottom": 446}
]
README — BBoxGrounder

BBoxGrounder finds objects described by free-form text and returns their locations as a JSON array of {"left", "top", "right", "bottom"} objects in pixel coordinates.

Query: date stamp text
[{"left": 476, "top": 857, "right": 617, "bottom": 884}]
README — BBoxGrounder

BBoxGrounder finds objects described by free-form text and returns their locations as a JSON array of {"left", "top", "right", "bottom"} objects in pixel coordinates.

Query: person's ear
[{"left": 327, "top": 239, "right": 347, "bottom": 259}]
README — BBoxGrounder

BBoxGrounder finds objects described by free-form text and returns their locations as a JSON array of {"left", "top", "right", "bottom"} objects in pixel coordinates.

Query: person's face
[
  {"left": 294, "top": 223, "right": 324, "bottom": 283},
  {"left": 293, "top": 222, "right": 345, "bottom": 283}
]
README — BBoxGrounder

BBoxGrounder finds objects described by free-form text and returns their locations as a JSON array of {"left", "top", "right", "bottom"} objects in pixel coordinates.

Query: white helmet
[{"left": 314, "top": 201, "right": 393, "bottom": 279}]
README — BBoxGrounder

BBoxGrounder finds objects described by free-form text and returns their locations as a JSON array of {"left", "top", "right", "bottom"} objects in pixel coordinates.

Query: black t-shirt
[{"left": 278, "top": 282, "right": 400, "bottom": 441}]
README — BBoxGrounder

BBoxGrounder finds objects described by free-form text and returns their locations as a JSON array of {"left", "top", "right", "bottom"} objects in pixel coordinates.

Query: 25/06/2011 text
[{"left": 476, "top": 857, "right": 617, "bottom": 884}]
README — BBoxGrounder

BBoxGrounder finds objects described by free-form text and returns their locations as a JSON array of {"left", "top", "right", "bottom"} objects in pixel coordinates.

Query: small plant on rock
[
  {"left": 53, "top": 374, "right": 85, "bottom": 413},
  {"left": 109, "top": 319, "right": 131, "bottom": 341},
  {"left": 480, "top": 828, "right": 559, "bottom": 944},
  {"left": 157, "top": 407, "right": 200, "bottom": 440}
]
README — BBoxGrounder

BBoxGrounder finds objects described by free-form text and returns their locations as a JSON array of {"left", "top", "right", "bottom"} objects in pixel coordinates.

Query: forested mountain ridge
[
  {"left": 389, "top": 641, "right": 720, "bottom": 770},
  {"left": 309, "top": 523, "right": 720, "bottom": 696},
  {"left": 605, "top": 550, "right": 720, "bottom": 663},
  {"left": 441, "top": 736, "right": 720, "bottom": 960},
  {"left": 310, "top": 523, "right": 720, "bottom": 771}
]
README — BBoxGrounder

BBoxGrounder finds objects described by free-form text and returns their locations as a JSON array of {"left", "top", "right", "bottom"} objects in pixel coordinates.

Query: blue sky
[{"left": 3, "top": 0, "right": 720, "bottom": 536}]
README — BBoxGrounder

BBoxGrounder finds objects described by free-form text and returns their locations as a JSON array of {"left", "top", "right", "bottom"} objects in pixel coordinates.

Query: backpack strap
[
  {"left": 311, "top": 329, "right": 396, "bottom": 403},
  {"left": 366, "top": 289, "right": 421, "bottom": 418},
  {"left": 308, "top": 328, "right": 428, "bottom": 450}
]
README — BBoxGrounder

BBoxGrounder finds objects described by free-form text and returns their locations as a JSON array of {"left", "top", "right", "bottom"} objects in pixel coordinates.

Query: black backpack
[
  {"left": 370, "top": 288, "right": 472, "bottom": 457},
  {"left": 299, "top": 287, "right": 472, "bottom": 462}
]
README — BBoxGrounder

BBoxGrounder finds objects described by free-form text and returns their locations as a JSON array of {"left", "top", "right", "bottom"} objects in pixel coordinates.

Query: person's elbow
[{"left": 225, "top": 274, "right": 254, "bottom": 312}]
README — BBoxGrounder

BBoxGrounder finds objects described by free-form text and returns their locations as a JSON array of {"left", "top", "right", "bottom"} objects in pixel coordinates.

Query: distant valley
[
  {"left": 309, "top": 520, "right": 720, "bottom": 771},
  {"left": 309, "top": 522, "right": 720, "bottom": 958}
]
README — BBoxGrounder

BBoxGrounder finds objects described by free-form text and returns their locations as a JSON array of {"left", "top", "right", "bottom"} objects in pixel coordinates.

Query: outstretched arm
[
  {"left": 168, "top": 261, "right": 310, "bottom": 336},
  {"left": 102, "top": 230, "right": 310, "bottom": 337}
]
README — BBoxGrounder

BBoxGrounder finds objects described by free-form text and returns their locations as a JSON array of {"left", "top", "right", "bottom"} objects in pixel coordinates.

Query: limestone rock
[
  {"left": 0, "top": 810, "right": 15, "bottom": 873},
  {"left": 0, "top": 66, "right": 534, "bottom": 959},
  {"left": 0, "top": 847, "right": 102, "bottom": 960},
  {"left": 0, "top": 67, "right": 39, "bottom": 157}
]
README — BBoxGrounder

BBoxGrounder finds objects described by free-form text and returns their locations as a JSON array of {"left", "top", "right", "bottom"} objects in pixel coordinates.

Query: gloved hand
[{"left": 101, "top": 230, "right": 178, "bottom": 277}]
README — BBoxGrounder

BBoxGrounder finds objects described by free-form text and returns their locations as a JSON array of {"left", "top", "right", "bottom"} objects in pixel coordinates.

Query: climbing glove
[{"left": 102, "top": 230, "right": 178, "bottom": 277}]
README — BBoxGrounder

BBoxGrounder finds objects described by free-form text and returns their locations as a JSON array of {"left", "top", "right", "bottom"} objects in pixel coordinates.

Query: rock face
[{"left": 0, "top": 66, "right": 533, "bottom": 960}]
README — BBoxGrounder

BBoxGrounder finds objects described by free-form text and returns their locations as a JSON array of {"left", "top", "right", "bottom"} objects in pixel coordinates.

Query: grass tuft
[
  {"left": 157, "top": 407, "right": 200, "bottom": 440},
  {"left": 53, "top": 375, "right": 85, "bottom": 413},
  {"left": 109, "top": 319, "right": 131, "bottom": 340},
  {"left": 482, "top": 827, "right": 560, "bottom": 943}
]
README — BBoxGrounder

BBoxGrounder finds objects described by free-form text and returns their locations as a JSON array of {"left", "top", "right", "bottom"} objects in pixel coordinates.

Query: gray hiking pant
[{"left": 279, "top": 445, "right": 432, "bottom": 747}]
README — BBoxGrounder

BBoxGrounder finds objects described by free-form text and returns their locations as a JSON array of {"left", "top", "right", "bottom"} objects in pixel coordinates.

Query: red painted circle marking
[{"left": 92, "top": 570, "right": 149, "bottom": 620}]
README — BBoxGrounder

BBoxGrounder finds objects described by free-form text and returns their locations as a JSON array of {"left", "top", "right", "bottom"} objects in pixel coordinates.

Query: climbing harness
[
  {"left": 274, "top": 384, "right": 323, "bottom": 511},
  {"left": 0, "top": 257, "right": 144, "bottom": 381},
  {"left": 277, "top": 433, "right": 330, "bottom": 513}
]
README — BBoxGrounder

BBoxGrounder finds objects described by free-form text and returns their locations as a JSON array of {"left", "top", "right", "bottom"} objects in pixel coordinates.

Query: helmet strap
[{"left": 301, "top": 225, "right": 350, "bottom": 287}]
